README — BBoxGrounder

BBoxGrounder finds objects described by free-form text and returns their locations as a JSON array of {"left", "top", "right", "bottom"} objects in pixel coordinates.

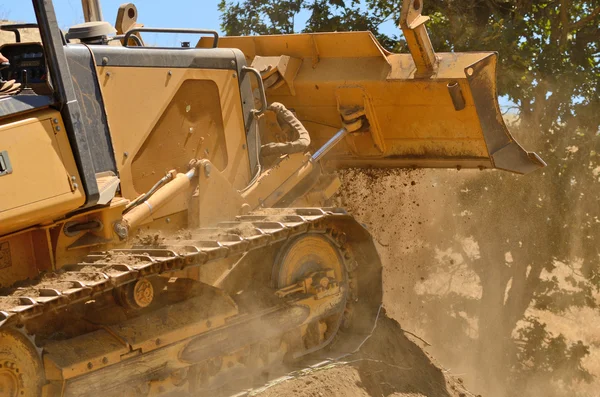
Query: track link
[{"left": 0, "top": 208, "right": 358, "bottom": 330}]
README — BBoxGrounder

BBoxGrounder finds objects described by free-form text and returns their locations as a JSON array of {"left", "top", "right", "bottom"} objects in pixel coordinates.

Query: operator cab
[
  {"left": 0, "top": 24, "right": 51, "bottom": 96},
  {"left": 0, "top": 21, "right": 116, "bottom": 97},
  {"left": 0, "top": 1, "right": 261, "bottom": 210}
]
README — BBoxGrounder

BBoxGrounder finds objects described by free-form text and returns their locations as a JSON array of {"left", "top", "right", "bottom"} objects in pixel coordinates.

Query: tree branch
[
  {"left": 559, "top": 0, "right": 570, "bottom": 47},
  {"left": 502, "top": 252, "right": 545, "bottom": 337},
  {"left": 569, "top": 6, "right": 600, "bottom": 30}
]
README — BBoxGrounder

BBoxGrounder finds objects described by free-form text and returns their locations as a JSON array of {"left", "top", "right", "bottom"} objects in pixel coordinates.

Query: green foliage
[
  {"left": 512, "top": 317, "right": 593, "bottom": 395},
  {"left": 535, "top": 273, "right": 597, "bottom": 313},
  {"left": 422, "top": 2, "right": 600, "bottom": 395},
  {"left": 218, "top": 0, "right": 302, "bottom": 35},
  {"left": 218, "top": 0, "right": 402, "bottom": 49}
]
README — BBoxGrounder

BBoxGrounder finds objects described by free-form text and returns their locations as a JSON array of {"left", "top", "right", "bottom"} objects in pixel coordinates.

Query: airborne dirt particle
[{"left": 258, "top": 168, "right": 477, "bottom": 397}]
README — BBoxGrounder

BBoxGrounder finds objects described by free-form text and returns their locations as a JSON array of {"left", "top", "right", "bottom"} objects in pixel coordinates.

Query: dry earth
[
  {"left": 256, "top": 167, "right": 600, "bottom": 397},
  {"left": 254, "top": 313, "right": 475, "bottom": 397},
  {"left": 245, "top": 168, "right": 479, "bottom": 397}
]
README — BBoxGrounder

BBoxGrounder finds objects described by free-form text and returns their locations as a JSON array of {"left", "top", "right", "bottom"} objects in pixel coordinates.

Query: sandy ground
[
  {"left": 254, "top": 313, "right": 475, "bottom": 397},
  {"left": 247, "top": 168, "right": 478, "bottom": 397}
]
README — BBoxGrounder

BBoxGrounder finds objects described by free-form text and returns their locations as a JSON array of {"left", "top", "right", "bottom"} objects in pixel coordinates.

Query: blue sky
[
  {"left": 1, "top": 0, "right": 226, "bottom": 46},
  {"left": 2, "top": 1, "right": 223, "bottom": 30},
  {"left": 2, "top": 1, "right": 400, "bottom": 46}
]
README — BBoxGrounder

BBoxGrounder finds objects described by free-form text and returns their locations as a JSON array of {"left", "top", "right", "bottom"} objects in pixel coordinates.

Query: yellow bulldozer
[{"left": 0, "top": 0, "right": 544, "bottom": 395}]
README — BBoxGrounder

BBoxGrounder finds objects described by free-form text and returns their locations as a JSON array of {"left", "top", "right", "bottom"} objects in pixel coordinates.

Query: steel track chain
[{"left": 0, "top": 208, "right": 351, "bottom": 330}]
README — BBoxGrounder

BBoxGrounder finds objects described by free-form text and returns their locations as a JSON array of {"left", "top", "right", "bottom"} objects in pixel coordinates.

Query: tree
[
  {"left": 218, "top": 0, "right": 401, "bottom": 49},
  {"left": 219, "top": 1, "right": 600, "bottom": 396},
  {"left": 419, "top": 1, "right": 600, "bottom": 395}
]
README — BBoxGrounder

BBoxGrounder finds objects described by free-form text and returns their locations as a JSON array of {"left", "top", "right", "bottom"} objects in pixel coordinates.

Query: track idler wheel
[
  {"left": 274, "top": 233, "right": 347, "bottom": 356},
  {"left": 0, "top": 329, "right": 44, "bottom": 397}
]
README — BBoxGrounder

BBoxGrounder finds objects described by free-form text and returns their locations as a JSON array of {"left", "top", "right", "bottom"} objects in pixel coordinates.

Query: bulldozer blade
[{"left": 201, "top": 32, "right": 545, "bottom": 174}]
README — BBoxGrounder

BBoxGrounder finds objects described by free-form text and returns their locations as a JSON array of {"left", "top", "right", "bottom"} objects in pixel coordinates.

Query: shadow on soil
[{"left": 349, "top": 310, "right": 452, "bottom": 397}]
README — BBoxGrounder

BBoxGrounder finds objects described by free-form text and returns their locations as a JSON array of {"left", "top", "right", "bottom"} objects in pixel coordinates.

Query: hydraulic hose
[{"left": 260, "top": 102, "right": 311, "bottom": 157}]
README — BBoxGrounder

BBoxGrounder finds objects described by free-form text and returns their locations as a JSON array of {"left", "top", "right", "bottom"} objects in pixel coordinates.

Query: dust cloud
[
  {"left": 256, "top": 168, "right": 478, "bottom": 397},
  {"left": 257, "top": 313, "right": 473, "bottom": 397},
  {"left": 333, "top": 168, "right": 469, "bottom": 325},
  {"left": 330, "top": 166, "right": 600, "bottom": 397},
  {"left": 334, "top": 168, "right": 482, "bottom": 382}
]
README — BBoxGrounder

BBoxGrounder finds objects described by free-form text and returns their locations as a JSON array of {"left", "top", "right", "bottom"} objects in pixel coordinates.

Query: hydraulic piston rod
[
  {"left": 311, "top": 128, "right": 349, "bottom": 162},
  {"left": 114, "top": 168, "right": 197, "bottom": 239}
]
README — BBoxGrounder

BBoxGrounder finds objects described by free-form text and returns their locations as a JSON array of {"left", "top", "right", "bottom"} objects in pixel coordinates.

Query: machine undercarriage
[{"left": 0, "top": 209, "right": 382, "bottom": 396}]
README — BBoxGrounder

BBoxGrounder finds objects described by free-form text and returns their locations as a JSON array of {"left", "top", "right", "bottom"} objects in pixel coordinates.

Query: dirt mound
[
  {"left": 244, "top": 168, "right": 476, "bottom": 397},
  {"left": 256, "top": 312, "right": 474, "bottom": 397}
]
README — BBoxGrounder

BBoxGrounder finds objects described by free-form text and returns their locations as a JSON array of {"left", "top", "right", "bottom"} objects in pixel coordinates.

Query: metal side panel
[
  {"left": 87, "top": 45, "right": 242, "bottom": 70},
  {"left": 33, "top": 0, "right": 100, "bottom": 206},
  {"left": 0, "top": 109, "right": 86, "bottom": 236}
]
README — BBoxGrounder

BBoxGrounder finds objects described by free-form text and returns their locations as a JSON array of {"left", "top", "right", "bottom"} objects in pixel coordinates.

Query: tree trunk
[{"left": 474, "top": 256, "right": 512, "bottom": 397}]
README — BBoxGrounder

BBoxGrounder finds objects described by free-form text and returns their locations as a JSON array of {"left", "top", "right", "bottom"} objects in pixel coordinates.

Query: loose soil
[
  {"left": 256, "top": 312, "right": 474, "bottom": 397},
  {"left": 263, "top": 166, "right": 600, "bottom": 397},
  {"left": 248, "top": 168, "right": 477, "bottom": 397}
]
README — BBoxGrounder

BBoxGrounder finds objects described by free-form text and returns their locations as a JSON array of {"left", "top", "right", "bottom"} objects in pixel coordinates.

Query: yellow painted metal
[
  {"left": 43, "top": 329, "right": 130, "bottom": 381},
  {"left": 97, "top": 66, "right": 251, "bottom": 212},
  {"left": 241, "top": 152, "right": 315, "bottom": 208},
  {"left": 42, "top": 294, "right": 238, "bottom": 391},
  {"left": 0, "top": 232, "right": 43, "bottom": 288},
  {"left": 275, "top": 234, "right": 344, "bottom": 288},
  {"left": 193, "top": 159, "right": 249, "bottom": 227},
  {"left": 400, "top": 0, "right": 437, "bottom": 76},
  {"left": 48, "top": 197, "right": 127, "bottom": 271},
  {"left": 122, "top": 169, "right": 195, "bottom": 232},
  {"left": 0, "top": 328, "right": 44, "bottom": 397},
  {"left": 297, "top": 174, "right": 341, "bottom": 207},
  {"left": 0, "top": 110, "right": 85, "bottom": 236},
  {"left": 0, "top": 2, "right": 545, "bottom": 393},
  {"left": 0, "top": 197, "right": 127, "bottom": 287},
  {"left": 205, "top": 31, "right": 544, "bottom": 174}
]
